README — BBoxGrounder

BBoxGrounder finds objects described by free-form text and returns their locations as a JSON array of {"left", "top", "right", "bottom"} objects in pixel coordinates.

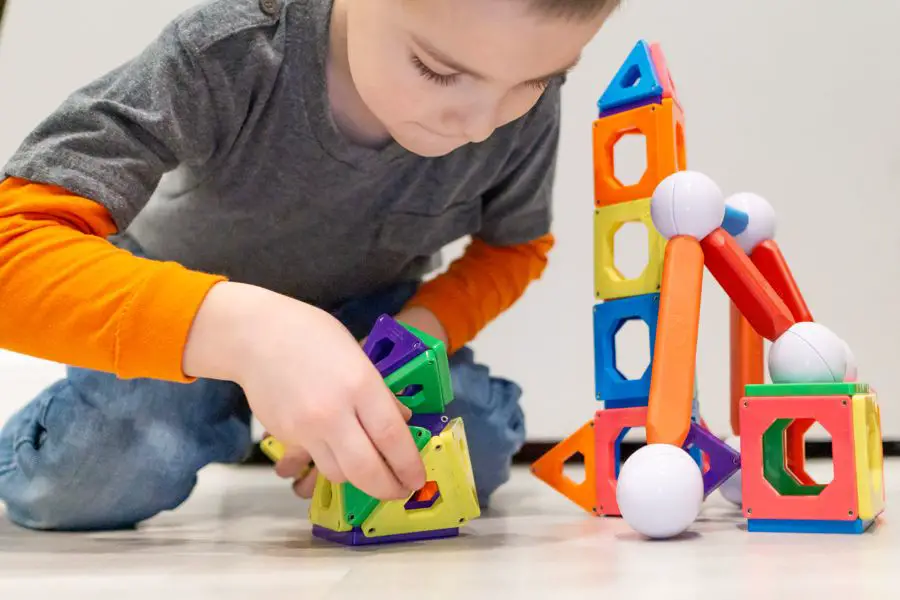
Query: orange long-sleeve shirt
[{"left": 0, "top": 177, "right": 553, "bottom": 381}]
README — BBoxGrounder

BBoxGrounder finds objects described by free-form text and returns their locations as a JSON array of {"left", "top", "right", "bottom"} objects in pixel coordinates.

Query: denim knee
[
  {"left": 444, "top": 347, "right": 525, "bottom": 506},
  {"left": 0, "top": 377, "right": 250, "bottom": 531}
]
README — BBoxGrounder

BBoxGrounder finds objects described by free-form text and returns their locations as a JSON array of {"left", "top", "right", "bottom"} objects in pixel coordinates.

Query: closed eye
[{"left": 411, "top": 54, "right": 458, "bottom": 87}]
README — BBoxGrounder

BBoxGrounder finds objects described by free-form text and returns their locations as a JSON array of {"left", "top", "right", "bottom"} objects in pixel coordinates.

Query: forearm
[
  {"left": 0, "top": 177, "right": 225, "bottom": 381},
  {"left": 402, "top": 233, "right": 554, "bottom": 352}
]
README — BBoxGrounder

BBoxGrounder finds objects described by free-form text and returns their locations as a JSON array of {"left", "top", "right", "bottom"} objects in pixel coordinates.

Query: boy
[{"left": 0, "top": 0, "right": 615, "bottom": 531}]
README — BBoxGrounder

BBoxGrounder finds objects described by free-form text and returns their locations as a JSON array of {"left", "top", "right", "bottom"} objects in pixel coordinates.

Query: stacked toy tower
[
  {"left": 262, "top": 315, "right": 480, "bottom": 546},
  {"left": 532, "top": 40, "right": 883, "bottom": 539},
  {"left": 531, "top": 40, "right": 732, "bottom": 516}
]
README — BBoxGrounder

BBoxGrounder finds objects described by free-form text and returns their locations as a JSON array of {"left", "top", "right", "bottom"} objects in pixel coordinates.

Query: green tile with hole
[
  {"left": 744, "top": 382, "right": 869, "bottom": 397},
  {"left": 384, "top": 350, "right": 452, "bottom": 414},
  {"left": 342, "top": 426, "right": 432, "bottom": 527},
  {"left": 399, "top": 322, "right": 453, "bottom": 407}
]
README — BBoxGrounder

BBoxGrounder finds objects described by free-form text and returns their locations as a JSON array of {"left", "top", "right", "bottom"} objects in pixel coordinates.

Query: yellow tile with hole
[
  {"left": 309, "top": 476, "right": 353, "bottom": 532},
  {"left": 359, "top": 418, "right": 480, "bottom": 538},
  {"left": 851, "top": 393, "right": 885, "bottom": 521},
  {"left": 594, "top": 197, "right": 667, "bottom": 301}
]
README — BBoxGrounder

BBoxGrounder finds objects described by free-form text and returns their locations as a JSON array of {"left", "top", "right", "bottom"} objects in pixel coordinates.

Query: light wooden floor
[{"left": 0, "top": 460, "right": 893, "bottom": 599}]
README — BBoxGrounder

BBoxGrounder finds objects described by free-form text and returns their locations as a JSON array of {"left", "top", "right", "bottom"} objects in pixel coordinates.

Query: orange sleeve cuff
[
  {"left": 0, "top": 176, "right": 226, "bottom": 382},
  {"left": 403, "top": 233, "right": 554, "bottom": 353}
]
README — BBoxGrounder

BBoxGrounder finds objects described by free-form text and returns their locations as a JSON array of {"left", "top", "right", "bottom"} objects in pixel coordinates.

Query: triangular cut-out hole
[
  {"left": 614, "top": 319, "right": 650, "bottom": 381},
  {"left": 369, "top": 338, "right": 395, "bottom": 364},
  {"left": 622, "top": 64, "right": 642, "bottom": 88},
  {"left": 563, "top": 451, "right": 586, "bottom": 485},
  {"left": 612, "top": 132, "right": 647, "bottom": 187},
  {"left": 613, "top": 221, "right": 650, "bottom": 280},
  {"left": 405, "top": 481, "right": 441, "bottom": 510},
  {"left": 397, "top": 384, "right": 423, "bottom": 397}
]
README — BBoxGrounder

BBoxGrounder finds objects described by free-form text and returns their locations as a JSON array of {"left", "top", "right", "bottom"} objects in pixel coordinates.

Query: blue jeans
[{"left": 0, "top": 274, "right": 525, "bottom": 531}]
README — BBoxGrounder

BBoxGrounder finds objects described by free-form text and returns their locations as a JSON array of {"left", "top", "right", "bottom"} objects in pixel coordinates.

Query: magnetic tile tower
[
  {"left": 261, "top": 315, "right": 480, "bottom": 546},
  {"left": 531, "top": 40, "right": 885, "bottom": 537}
]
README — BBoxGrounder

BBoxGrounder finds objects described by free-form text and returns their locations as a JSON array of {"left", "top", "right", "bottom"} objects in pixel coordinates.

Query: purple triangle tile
[
  {"left": 312, "top": 525, "right": 459, "bottom": 546},
  {"left": 408, "top": 413, "right": 449, "bottom": 438},
  {"left": 362, "top": 314, "right": 427, "bottom": 377},
  {"left": 681, "top": 422, "right": 741, "bottom": 498}
]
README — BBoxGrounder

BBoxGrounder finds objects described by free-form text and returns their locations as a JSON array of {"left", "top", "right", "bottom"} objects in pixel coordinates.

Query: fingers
[
  {"left": 302, "top": 437, "right": 346, "bottom": 484},
  {"left": 330, "top": 412, "right": 410, "bottom": 500},
  {"left": 356, "top": 388, "right": 426, "bottom": 495},
  {"left": 395, "top": 396, "right": 413, "bottom": 421},
  {"left": 274, "top": 446, "right": 313, "bottom": 479},
  {"left": 292, "top": 467, "right": 319, "bottom": 499}
]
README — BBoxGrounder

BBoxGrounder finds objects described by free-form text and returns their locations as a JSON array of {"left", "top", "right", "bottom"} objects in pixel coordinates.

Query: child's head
[{"left": 341, "top": 0, "right": 617, "bottom": 157}]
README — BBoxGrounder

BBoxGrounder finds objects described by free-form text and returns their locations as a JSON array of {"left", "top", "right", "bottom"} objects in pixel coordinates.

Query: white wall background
[{"left": 1, "top": 0, "right": 898, "bottom": 442}]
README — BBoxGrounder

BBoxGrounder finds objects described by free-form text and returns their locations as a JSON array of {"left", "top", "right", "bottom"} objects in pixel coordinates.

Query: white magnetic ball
[
  {"left": 841, "top": 338, "right": 858, "bottom": 382},
  {"left": 718, "top": 436, "right": 742, "bottom": 506},
  {"left": 650, "top": 171, "right": 726, "bottom": 240},
  {"left": 724, "top": 192, "right": 776, "bottom": 254},
  {"left": 768, "top": 322, "right": 848, "bottom": 384},
  {"left": 616, "top": 443, "right": 704, "bottom": 539}
]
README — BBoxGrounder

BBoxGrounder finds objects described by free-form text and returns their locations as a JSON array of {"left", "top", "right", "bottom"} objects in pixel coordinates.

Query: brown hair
[{"left": 526, "top": 0, "right": 621, "bottom": 19}]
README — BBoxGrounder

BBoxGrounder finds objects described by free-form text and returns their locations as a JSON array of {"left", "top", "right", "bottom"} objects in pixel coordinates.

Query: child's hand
[
  {"left": 274, "top": 444, "right": 318, "bottom": 498},
  {"left": 183, "top": 282, "right": 426, "bottom": 501}
]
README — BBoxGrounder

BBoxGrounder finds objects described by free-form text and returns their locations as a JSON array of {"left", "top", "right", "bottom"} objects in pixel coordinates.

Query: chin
[{"left": 390, "top": 125, "right": 467, "bottom": 158}]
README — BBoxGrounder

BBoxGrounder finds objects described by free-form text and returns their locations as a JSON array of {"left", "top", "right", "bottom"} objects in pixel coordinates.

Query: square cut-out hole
[
  {"left": 613, "top": 221, "right": 650, "bottom": 280},
  {"left": 611, "top": 132, "right": 648, "bottom": 187},
  {"left": 613, "top": 319, "right": 650, "bottom": 381},
  {"left": 369, "top": 338, "right": 395, "bottom": 364},
  {"left": 405, "top": 481, "right": 441, "bottom": 511},
  {"left": 397, "top": 384, "right": 423, "bottom": 397}
]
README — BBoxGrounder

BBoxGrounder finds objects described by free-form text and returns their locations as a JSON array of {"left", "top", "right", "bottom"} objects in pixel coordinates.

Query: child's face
[{"left": 344, "top": 0, "right": 610, "bottom": 157}]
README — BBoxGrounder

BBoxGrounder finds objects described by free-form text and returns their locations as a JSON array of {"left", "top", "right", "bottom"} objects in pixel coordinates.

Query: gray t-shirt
[{"left": 2, "top": 0, "right": 560, "bottom": 310}]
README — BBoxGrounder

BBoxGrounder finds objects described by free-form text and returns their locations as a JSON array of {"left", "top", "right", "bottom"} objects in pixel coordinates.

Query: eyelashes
[
  {"left": 411, "top": 54, "right": 457, "bottom": 87},
  {"left": 410, "top": 53, "right": 552, "bottom": 91}
]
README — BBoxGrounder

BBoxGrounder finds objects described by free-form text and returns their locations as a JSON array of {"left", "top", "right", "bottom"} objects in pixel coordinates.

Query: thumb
[{"left": 395, "top": 396, "right": 413, "bottom": 421}]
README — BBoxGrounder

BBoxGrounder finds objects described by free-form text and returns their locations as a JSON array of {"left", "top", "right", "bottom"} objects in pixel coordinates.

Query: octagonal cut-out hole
[
  {"left": 611, "top": 131, "right": 648, "bottom": 187},
  {"left": 613, "top": 221, "right": 650, "bottom": 280},
  {"left": 762, "top": 418, "right": 833, "bottom": 497},
  {"left": 614, "top": 319, "right": 650, "bottom": 381},
  {"left": 803, "top": 422, "right": 834, "bottom": 484}
]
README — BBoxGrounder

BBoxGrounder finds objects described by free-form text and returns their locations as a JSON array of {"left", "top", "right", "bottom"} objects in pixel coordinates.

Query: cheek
[{"left": 498, "top": 89, "right": 546, "bottom": 126}]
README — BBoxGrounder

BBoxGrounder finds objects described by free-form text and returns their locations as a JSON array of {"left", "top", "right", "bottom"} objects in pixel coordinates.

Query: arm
[
  {"left": 401, "top": 233, "right": 554, "bottom": 353},
  {"left": 0, "top": 15, "right": 265, "bottom": 379},
  {"left": 0, "top": 177, "right": 224, "bottom": 380}
]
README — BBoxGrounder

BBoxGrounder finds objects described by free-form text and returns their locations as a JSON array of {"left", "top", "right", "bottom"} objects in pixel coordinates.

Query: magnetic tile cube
[{"left": 740, "top": 386, "right": 885, "bottom": 534}]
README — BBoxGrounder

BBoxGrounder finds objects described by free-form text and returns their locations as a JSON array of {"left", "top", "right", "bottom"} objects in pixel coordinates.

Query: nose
[{"left": 462, "top": 109, "right": 496, "bottom": 144}]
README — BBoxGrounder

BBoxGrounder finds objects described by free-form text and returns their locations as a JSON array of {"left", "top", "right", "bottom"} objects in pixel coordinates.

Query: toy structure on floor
[
  {"left": 532, "top": 40, "right": 885, "bottom": 538},
  {"left": 261, "top": 315, "right": 480, "bottom": 546}
]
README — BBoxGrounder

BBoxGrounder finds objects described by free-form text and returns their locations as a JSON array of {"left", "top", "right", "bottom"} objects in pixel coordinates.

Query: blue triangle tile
[{"left": 597, "top": 40, "right": 664, "bottom": 114}]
